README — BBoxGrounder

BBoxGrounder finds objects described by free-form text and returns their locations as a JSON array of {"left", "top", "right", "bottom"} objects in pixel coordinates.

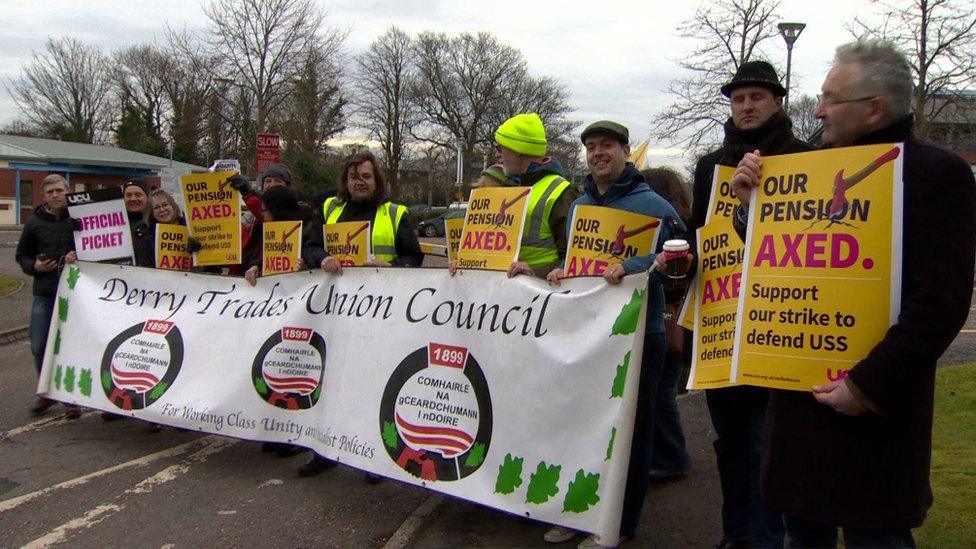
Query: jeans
[
  {"left": 29, "top": 294, "right": 56, "bottom": 376},
  {"left": 619, "top": 330, "right": 666, "bottom": 538},
  {"left": 651, "top": 350, "right": 691, "bottom": 475},
  {"left": 784, "top": 515, "right": 916, "bottom": 548},
  {"left": 706, "top": 385, "right": 784, "bottom": 548}
]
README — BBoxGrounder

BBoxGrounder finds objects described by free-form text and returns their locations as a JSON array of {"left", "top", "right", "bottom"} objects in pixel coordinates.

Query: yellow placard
[
  {"left": 324, "top": 221, "right": 370, "bottom": 266},
  {"left": 155, "top": 223, "right": 191, "bottom": 271},
  {"left": 564, "top": 205, "right": 661, "bottom": 277},
  {"left": 688, "top": 223, "right": 744, "bottom": 389},
  {"left": 707, "top": 165, "right": 740, "bottom": 226},
  {"left": 263, "top": 221, "right": 302, "bottom": 275},
  {"left": 677, "top": 276, "right": 696, "bottom": 331},
  {"left": 732, "top": 144, "right": 903, "bottom": 390},
  {"left": 180, "top": 171, "right": 241, "bottom": 266},
  {"left": 456, "top": 187, "right": 530, "bottom": 271},
  {"left": 445, "top": 217, "right": 465, "bottom": 263}
]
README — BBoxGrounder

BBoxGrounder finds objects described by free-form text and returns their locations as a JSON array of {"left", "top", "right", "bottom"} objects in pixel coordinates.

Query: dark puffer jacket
[{"left": 15, "top": 204, "right": 76, "bottom": 296}]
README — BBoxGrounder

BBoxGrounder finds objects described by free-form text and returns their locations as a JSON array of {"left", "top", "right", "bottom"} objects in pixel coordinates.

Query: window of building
[{"left": 19, "top": 180, "right": 33, "bottom": 206}]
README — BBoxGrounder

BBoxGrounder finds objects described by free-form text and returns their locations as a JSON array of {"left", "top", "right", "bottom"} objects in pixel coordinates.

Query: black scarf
[{"left": 720, "top": 110, "right": 798, "bottom": 166}]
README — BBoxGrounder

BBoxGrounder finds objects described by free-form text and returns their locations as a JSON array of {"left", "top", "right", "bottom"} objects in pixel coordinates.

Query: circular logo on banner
[
  {"left": 379, "top": 343, "right": 493, "bottom": 482},
  {"left": 251, "top": 327, "right": 326, "bottom": 410},
  {"left": 100, "top": 320, "right": 184, "bottom": 410}
]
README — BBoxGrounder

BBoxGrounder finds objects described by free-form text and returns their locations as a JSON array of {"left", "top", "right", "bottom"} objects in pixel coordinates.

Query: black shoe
[
  {"left": 364, "top": 473, "right": 383, "bottom": 485},
  {"left": 715, "top": 538, "right": 749, "bottom": 549},
  {"left": 276, "top": 444, "right": 305, "bottom": 458},
  {"left": 30, "top": 398, "right": 56, "bottom": 416},
  {"left": 64, "top": 406, "right": 83, "bottom": 420},
  {"left": 298, "top": 455, "right": 337, "bottom": 477},
  {"left": 148, "top": 423, "right": 163, "bottom": 432},
  {"left": 100, "top": 411, "right": 122, "bottom": 421}
]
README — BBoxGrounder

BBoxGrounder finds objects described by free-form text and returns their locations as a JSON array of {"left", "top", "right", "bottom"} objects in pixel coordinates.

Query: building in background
[{"left": 0, "top": 135, "right": 206, "bottom": 224}]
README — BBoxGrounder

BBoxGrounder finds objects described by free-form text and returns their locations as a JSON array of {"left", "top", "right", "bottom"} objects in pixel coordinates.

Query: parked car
[{"left": 418, "top": 208, "right": 466, "bottom": 237}]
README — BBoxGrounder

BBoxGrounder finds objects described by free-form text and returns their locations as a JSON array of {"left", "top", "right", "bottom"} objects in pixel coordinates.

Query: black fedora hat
[{"left": 720, "top": 60, "right": 787, "bottom": 98}]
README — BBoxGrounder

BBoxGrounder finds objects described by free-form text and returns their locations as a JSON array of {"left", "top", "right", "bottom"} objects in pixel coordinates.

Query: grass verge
[
  {"left": 0, "top": 273, "right": 23, "bottom": 298},
  {"left": 915, "top": 362, "right": 976, "bottom": 547}
]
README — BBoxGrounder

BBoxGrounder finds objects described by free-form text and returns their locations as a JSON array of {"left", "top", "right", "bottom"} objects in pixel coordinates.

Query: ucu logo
[
  {"left": 826, "top": 369, "right": 849, "bottom": 381},
  {"left": 67, "top": 193, "right": 91, "bottom": 204}
]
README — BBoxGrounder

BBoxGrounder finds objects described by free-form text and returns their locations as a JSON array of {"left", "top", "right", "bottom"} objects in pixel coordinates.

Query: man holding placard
[
  {"left": 731, "top": 39, "right": 975, "bottom": 546},
  {"left": 544, "top": 121, "right": 687, "bottom": 548}
]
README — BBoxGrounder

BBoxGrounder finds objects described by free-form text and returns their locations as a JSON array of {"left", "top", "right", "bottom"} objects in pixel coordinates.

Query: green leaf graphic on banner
[
  {"left": 67, "top": 266, "right": 80, "bottom": 289},
  {"left": 64, "top": 366, "right": 76, "bottom": 393},
  {"left": 148, "top": 382, "right": 168, "bottom": 400},
  {"left": 53, "top": 329, "right": 61, "bottom": 355},
  {"left": 54, "top": 364, "right": 63, "bottom": 390},
  {"left": 495, "top": 453, "right": 524, "bottom": 494},
  {"left": 79, "top": 369, "right": 92, "bottom": 396},
  {"left": 610, "top": 351, "right": 631, "bottom": 398},
  {"left": 465, "top": 442, "right": 486, "bottom": 468},
  {"left": 254, "top": 377, "right": 269, "bottom": 396},
  {"left": 382, "top": 421, "right": 399, "bottom": 449},
  {"left": 611, "top": 289, "right": 644, "bottom": 335},
  {"left": 605, "top": 426, "right": 617, "bottom": 461},
  {"left": 312, "top": 385, "right": 321, "bottom": 400},
  {"left": 101, "top": 369, "right": 112, "bottom": 390},
  {"left": 57, "top": 297, "right": 69, "bottom": 322},
  {"left": 526, "top": 461, "right": 561, "bottom": 504},
  {"left": 563, "top": 469, "right": 601, "bottom": 512}
]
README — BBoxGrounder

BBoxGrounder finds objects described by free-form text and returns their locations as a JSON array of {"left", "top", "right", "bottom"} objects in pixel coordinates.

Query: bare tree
[
  {"left": 789, "top": 94, "right": 821, "bottom": 143},
  {"left": 409, "top": 31, "right": 575, "bottom": 183},
  {"left": 849, "top": 0, "right": 976, "bottom": 138},
  {"left": 652, "top": 0, "right": 782, "bottom": 151},
  {"left": 198, "top": 0, "right": 345, "bottom": 134},
  {"left": 162, "top": 29, "right": 217, "bottom": 164},
  {"left": 355, "top": 26, "right": 416, "bottom": 196},
  {"left": 5, "top": 37, "right": 113, "bottom": 143},
  {"left": 113, "top": 44, "right": 170, "bottom": 156}
]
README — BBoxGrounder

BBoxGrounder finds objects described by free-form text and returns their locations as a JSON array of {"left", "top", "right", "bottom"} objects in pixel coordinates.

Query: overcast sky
[{"left": 0, "top": 0, "right": 882, "bottom": 169}]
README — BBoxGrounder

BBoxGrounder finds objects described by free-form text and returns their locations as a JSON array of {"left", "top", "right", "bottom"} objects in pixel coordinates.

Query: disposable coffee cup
[{"left": 662, "top": 239, "right": 690, "bottom": 279}]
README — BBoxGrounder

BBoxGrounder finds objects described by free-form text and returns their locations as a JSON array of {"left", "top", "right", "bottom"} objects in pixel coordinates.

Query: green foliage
[
  {"left": 605, "top": 426, "right": 617, "bottom": 461},
  {"left": 148, "top": 381, "right": 169, "bottom": 401},
  {"left": 66, "top": 266, "right": 80, "bottom": 289},
  {"left": 63, "top": 366, "right": 76, "bottom": 393},
  {"left": 254, "top": 377, "right": 269, "bottom": 396},
  {"left": 526, "top": 461, "right": 561, "bottom": 504},
  {"left": 610, "top": 351, "right": 631, "bottom": 398},
  {"left": 114, "top": 102, "right": 167, "bottom": 157},
  {"left": 465, "top": 442, "right": 486, "bottom": 468},
  {"left": 917, "top": 363, "right": 976, "bottom": 547},
  {"left": 0, "top": 273, "right": 22, "bottom": 298},
  {"left": 78, "top": 368, "right": 92, "bottom": 396},
  {"left": 563, "top": 469, "right": 601, "bottom": 513},
  {"left": 494, "top": 453, "right": 524, "bottom": 495},
  {"left": 382, "top": 421, "right": 399, "bottom": 449},
  {"left": 54, "top": 364, "right": 63, "bottom": 390},
  {"left": 57, "top": 297, "right": 69, "bottom": 322},
  {"left": 611, "top": 289, "right": 644, "bottom": 336}
]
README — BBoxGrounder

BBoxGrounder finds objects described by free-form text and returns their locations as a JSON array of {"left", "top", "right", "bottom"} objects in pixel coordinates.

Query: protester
[
  {"left": 641, "top": 166, "right": 693, "bottom": 483},
  {"left": 545, "top": 121, "right": 688, "bottom": 548},
  {"left": 473, "top": 163, "right": 512, "bottom": 188},
  {"left": 121, "top": 180, "right": 151, "bottom": 256},
  {"left": 135, "top": 189, "right": 186, "bottom": 268},
  {"left": 730, "top": 39, "right": 975, "bottom": 547},
  {"left": 15, "top": 174, "right": 78, "bottom": 416},
  {"left": 242, "top": 185, "right": 311, "bottom": 286},
  {"left": 689, "top": 60, "right": 813, "bottom": 549},
  {"left": 299, "top": 151, "right": 421, "bottom": 478}
]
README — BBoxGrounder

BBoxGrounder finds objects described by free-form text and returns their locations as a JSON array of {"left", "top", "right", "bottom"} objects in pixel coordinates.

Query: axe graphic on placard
[
  {"left": 609, "top": 220, "right": 661, "bottom": 258},
  {"left": 805, "top": 146, "right": 900, "bottom": 229},
  {"left": 492, "top": 189, "right": 531, "bottom": 227}
]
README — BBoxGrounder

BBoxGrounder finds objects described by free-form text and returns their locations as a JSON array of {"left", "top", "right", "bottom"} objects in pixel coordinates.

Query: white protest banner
[
  {"left": 66, "top": 187, "right": 135, "bottom": 264},
  {"left": 39, "top": 263, "right": 649, "bottom": 541}
]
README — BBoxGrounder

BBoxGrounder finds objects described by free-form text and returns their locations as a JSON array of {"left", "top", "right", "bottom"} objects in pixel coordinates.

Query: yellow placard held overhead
[
  {"left": 445, "top": 217, "right": 465, "bottom": 263},
  {"left": 263, "top": 221, "right": 302, "bottom": 275},
  {"left": 732, "top": 144, "right": 903, "bottom": 390},
  {"left": 456, "top": 187, "right": 531, "bottom": 271},
  {"left": 324, "top": 221, "right": 370, "bottom": 266},
  {"left": 180, "top": 171, "right": 242, "bottom": 266},
  {"left": 155, "top": 224, "right": 191, "bottom": 271},
  {"left": 564, "top": 205, "right": 661, "bottom": 278}
]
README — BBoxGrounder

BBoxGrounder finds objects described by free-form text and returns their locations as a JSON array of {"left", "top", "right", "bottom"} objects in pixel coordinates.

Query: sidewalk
[{"left": 408, "top": 391, "right": 723, "bottom": 547}]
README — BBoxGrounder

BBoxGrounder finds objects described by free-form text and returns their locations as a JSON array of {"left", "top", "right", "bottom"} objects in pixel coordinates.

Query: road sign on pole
[{"left": 256, "top": 133, "right": 281, "bottom": 175}]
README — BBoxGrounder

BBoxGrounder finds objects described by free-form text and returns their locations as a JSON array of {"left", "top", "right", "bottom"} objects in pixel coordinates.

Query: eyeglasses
[
  {"left": 152, "top": 203, "right": 172, "bottom": 212},
  {"left": 818, "top": 95, "right": 877, "bottom": 107}
]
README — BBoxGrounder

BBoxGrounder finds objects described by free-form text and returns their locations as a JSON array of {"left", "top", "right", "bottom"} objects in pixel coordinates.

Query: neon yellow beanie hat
[{"left": 495, "top": 113, "right": 547, "bottom": 157}]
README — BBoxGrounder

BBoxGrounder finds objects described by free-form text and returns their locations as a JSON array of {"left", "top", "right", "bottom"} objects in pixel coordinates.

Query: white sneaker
[
  {"left": 577, "top": 533, "right": 631, "bottom": 548},
  {"left": 544, "top": 526, "right": 579, "bottom": 543}
]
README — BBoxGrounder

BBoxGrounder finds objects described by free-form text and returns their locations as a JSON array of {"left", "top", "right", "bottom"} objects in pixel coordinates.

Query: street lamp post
[
  {"left": 455, "top": 137, "right": 464, "bottom": 204},
  {"left": 778, "top": 22, "right": 806, "bottom": 113}
]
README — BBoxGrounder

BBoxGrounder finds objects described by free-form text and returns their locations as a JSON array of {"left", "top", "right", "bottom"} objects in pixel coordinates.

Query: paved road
[{"left": 1, "top": 229, "right": 974, "bottom": 547}]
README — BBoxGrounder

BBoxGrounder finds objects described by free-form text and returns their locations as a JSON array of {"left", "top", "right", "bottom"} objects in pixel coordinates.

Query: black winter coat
[
  {"left": 761, "top": 116, "right": 976, "bottom": 530},
  {"left": 15, "top": 205, "right": 76, "bottom": 296}
]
